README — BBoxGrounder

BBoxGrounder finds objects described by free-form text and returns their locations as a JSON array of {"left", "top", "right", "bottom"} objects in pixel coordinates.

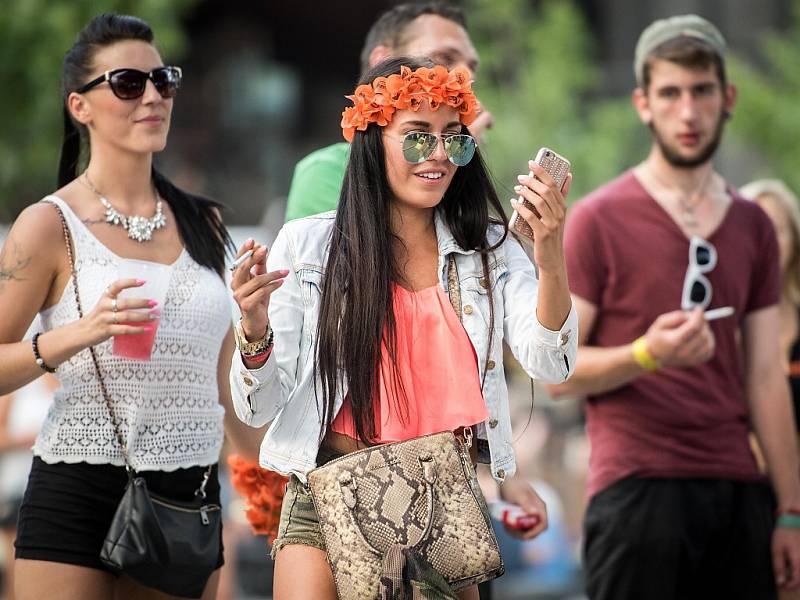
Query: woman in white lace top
[{"left": 0, "top": 14, "right": 259, "bottom": 599}]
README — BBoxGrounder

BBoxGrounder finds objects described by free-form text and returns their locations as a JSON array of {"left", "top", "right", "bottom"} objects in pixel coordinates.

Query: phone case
[{"left": 509, "top": 147, "right": 571, "bottom": 242}]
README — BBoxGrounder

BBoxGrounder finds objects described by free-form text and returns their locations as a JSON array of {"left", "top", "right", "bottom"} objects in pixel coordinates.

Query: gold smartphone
[{"left": 509, "top": 147, "right": 571, "bottom": 242}]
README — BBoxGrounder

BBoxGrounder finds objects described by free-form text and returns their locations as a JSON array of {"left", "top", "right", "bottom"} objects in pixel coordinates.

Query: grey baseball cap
[{"left": 634, "top": 14, "right": 726, "bottom": 85}]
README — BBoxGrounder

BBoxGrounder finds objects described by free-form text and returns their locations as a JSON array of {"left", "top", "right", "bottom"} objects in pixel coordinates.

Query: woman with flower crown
[{"left": 229, "top": 57, "right": 578, "bottom": 599}]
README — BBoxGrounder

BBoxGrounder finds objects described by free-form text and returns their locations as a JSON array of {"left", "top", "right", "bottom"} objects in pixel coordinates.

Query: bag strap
[
  {"left": 45, "top": 199, "right": 134, "bottom": 470},
  {"left": 445, "top": 253, "right": 492, "bottom": 392},
  {"left": 446, "top": 252, "right": 535, "bottom": 432}
]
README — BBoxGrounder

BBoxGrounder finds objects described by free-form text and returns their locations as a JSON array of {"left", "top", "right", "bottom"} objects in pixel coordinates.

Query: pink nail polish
[
  {"left": 148, "top": 300, "right": 158, "bottom": 307},
  {"left": 136, "top": 279, "right": 146, "bottom": 285},
  {"left": 143, "top": 325, "right": 154, "bottom": 332},
  {"left": 280, "top": 269, "right": 290, "bottom": 275}
]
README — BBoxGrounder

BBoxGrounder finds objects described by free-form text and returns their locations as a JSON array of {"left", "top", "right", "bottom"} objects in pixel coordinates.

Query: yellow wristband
[{"left": 631, "top": 336, "right": 659, "bottom": 372}]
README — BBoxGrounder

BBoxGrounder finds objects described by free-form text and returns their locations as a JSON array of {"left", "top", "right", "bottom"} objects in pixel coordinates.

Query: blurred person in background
[
  {"left": 740, "top": 179, "right": 800, "bottom": 434},
  {"left": 229, "top": 57, "right": 577, "bottom": 599},
  {"left": 0, "top": 360, "right": 55, "bottom": 600},
  {"left": 0, "top": 13, "right": 260, "bottom": 599},
  {"left": 284, "top": 1, "right": 491, "bottom": 222},
  {"left": 549, "top": 14, "right": 800, "bottom": 600},
  {"left": 741, "top": 180, "right": 800, "bottom": 600}
]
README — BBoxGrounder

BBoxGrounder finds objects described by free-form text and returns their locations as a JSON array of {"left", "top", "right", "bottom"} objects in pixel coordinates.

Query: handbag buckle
[
  {"left": 462, "top": 426, "right": 473, "bottom": 450},
  {"left": 195, "top": 465, "right": 212, "bottom": 500}
]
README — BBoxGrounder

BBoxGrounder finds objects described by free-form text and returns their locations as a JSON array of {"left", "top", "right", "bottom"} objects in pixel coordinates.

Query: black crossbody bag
[{"left": 47, "top": 200, "right": 221, "bottom": 598}]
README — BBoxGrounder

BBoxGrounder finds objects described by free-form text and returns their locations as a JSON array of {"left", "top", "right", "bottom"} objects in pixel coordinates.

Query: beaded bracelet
[{"left": 31, "top": 332, "right": 56, "bottom": 373}]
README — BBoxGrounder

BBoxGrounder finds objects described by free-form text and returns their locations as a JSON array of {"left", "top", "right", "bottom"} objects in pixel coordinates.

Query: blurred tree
[
  {"left": 0, "top": 0, "right": 196, "bottom": 221},
  {"left": 466, "top": 0, "right": 647, "bottom": 205},
  {"left": 728, "top": 0, "right": 800, "bottom": 194}
]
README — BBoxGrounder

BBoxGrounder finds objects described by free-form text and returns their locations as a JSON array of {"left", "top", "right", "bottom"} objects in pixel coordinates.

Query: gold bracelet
[{"left": 631, "top": 336, "right": 659, "bottom": 372}]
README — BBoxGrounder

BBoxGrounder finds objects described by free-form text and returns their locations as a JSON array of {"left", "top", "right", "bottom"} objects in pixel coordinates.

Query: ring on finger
[
  {"left": 112, "top": 312, "right": 119, "bottom": 324},
  {"left": 111, "top": 298, "right": 118, "bottom": 313}
]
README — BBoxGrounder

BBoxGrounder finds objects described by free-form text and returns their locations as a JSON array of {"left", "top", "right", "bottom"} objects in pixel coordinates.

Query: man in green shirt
[{"left": 284, "top": 1, "right": 492, "bottom": 222}]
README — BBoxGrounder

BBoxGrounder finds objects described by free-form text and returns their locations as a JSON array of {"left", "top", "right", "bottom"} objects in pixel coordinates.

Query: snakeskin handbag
[{"left": 307, "top": 429, "right": 504, "bottom": 599}]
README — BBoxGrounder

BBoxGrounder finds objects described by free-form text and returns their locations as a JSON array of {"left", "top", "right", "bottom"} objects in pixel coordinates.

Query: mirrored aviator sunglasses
[
  {"left": 401, "top": 131, "right": 476, "bottom": 167},
  {"left": 76, "top": 66, "right": 182, "bottom": 100}
]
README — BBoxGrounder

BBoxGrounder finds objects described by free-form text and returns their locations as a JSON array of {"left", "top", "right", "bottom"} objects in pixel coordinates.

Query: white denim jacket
[{"left": 230, "top": 211, "right": 578, "bottom": 484}]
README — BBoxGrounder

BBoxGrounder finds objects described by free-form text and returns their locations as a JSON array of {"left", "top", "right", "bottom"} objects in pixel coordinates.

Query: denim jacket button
[
  {"left": 243, "top": 376, "right": 253, "bottom": 387},
  {"left": 489, "top": 419, "right": 498, "bottom": 429},
  {"left": 479, "top": 277, "right": 489, "bottom": 288},
  {"left": 487, "top": 359, "right": 496, "bottom": 370},
  {"left": 496, "top": 468, "right": 506, "bottom": 481},
  {"left": 463, "top": 305, "right": 474, "bottom": 315}
]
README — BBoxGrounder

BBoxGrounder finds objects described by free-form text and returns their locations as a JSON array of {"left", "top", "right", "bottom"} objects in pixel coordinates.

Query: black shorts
[
  {"left": 584, "top": 477, "right": 775, "bottom": 600},
  {"left": 15, "top": 457, "right": 224, "bottom": 573}
]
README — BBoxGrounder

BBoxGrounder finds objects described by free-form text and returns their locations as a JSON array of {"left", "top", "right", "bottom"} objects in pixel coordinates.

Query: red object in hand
[{"left": 490, "top": 501, "right": 541, "bottom": 530}]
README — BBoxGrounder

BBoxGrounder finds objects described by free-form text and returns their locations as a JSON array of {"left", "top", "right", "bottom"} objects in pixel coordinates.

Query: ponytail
[
  {"left": 152, "top": 168, "right": 233, "bottom": 277},
  {"left": 58, "top": 107, "right": 82, "bottom": 187}
]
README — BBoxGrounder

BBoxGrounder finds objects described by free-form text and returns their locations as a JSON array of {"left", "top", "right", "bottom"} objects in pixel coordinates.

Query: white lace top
[{"left": 34, "top": 196, "right": 229, "bottom": 471}]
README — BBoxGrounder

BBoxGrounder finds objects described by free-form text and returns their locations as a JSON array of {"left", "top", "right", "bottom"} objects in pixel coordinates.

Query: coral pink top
[{"left": 331, "top": 283, "right": 488, "bottom": 443}]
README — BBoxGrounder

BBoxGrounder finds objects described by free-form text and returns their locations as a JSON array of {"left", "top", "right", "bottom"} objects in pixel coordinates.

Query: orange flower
[
  {"left": 340, "top": 64, "right": 478, "bottom": 142},
  {"left": 227, "top": 454, "right": 289, "bottom": 544}
]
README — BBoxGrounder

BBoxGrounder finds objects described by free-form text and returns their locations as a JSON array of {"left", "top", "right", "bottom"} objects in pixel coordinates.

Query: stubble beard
[{"left": 649, "top": 110, "right": 726, "bottom": 169}]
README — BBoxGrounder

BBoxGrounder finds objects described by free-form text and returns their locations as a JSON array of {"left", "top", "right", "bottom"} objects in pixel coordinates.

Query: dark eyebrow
[
  {"left": 400, "top": 120, "right": 462, "bottom": 130},
  {"left": 401, "top": 120, "right": 433, "bottom": 129}
]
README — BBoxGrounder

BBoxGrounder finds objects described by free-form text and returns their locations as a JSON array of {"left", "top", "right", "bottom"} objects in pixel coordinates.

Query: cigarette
[
  {"left": 704, "top": 306, "right": 734, "bottom": 321},
  {"left": 229, "top": 249, "right": 254, "bottom": 272}
]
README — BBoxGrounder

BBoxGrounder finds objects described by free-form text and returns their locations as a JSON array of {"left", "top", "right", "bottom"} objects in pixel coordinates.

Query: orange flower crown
[{"left": 340, "top": 64, "right": 480, "bottom": 142}]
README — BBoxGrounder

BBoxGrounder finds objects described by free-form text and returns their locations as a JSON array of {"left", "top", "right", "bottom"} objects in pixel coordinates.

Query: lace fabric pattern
[{"left": 34, "top": 196, "right": 228, "bottom": 471}]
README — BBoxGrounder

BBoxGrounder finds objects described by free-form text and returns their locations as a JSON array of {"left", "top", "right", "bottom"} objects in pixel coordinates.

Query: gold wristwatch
[{"left": 234, "top": 319, "right": 273, "bottom": 357}]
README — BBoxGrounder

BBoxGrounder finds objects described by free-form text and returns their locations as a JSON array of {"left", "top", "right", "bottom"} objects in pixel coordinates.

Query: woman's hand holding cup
[
  {"left": 81, "top": 278, "right": 157, "bottom": 346},
  {"left": 231, "top": 239, "right": 288, "bottom": 341}
]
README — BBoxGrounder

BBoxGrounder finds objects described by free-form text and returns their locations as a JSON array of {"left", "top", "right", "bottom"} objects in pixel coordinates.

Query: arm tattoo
[{"left": 0, "top": 239, "right": 31, "bottom": 289}]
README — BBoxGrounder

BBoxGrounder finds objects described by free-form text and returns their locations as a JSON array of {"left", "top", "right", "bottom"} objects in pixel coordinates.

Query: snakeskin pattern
[{"left": 307, "top": 431, "right": 504, "bottom": 599}]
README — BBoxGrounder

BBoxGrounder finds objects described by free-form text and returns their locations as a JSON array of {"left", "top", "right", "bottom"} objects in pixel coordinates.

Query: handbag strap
[
  {"left": 45, "top": 199, "right": 134, "bottom": 470},
  {"left": 446, "top": 252, "right": 535, "bottom": 431},
  {"left": 445, "top": 253, "right": 492, "bottom": 392}
]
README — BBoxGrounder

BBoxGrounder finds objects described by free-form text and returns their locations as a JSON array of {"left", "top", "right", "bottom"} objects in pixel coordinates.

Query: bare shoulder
[
  {"left": 8, "top": 201, "right": 66, "bottom": 247},
  {"left": 1, "top": 200, "right": 67, "bottom": 282}
]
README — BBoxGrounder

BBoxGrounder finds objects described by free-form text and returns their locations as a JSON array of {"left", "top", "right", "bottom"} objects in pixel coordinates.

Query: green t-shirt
[{"left": 284, "top": 142, "right": 350, "bottom": 222}]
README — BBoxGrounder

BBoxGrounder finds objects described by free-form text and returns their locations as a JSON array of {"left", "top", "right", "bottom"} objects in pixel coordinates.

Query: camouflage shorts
[
  {"left": 271, "top": 447, "right": 343, "bottom": 558},
  {"left": 270, "top": 474, "right": 325, "bottom": 558}
]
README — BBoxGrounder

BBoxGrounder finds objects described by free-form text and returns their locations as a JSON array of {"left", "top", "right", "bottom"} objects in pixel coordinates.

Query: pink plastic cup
[{"left": 112, "top": 259, "right": 172, "bottom": 360}]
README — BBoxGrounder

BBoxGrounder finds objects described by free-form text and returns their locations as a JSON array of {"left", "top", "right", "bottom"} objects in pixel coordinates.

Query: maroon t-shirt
[{"left": 565, "top": 170, "right": 780, "bottom": 497}]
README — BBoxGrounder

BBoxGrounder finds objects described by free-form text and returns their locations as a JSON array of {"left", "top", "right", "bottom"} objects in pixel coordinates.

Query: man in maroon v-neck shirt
[{"left": 549, "top": 14, "right": 800, "bottom": 600}]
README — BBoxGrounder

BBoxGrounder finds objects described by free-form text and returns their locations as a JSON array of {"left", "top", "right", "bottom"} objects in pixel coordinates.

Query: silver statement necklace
[{"left": 82, "top": 172, "right": 167, "bottom": 242}]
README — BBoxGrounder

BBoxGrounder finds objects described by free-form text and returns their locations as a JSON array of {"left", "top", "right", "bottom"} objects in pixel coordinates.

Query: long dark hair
[
  {"left": 316, "top": 57, "right": 508, "bottom": 445},
  {"left": 59, "top": 13, "right": 231, "bottom": 276}
]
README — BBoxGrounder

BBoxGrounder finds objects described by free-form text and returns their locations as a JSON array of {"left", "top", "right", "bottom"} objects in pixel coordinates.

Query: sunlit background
[{"left": 1, "top": 1, "right": 798, "bottom": 598}]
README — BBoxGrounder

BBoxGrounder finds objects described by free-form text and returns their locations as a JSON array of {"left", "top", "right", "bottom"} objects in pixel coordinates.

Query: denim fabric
[{"left": 231, "top": 210, "right": 578, "bottom": 484}]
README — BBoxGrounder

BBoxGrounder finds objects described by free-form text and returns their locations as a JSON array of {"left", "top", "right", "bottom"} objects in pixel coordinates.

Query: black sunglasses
[{"left": 76, "top": 66, "right": 182, "bottom": 100}]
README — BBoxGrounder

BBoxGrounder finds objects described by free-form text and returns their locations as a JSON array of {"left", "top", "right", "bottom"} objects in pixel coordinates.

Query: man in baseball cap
[{"left": 549, "top": 14, "right": 800, "bottom": 599}]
